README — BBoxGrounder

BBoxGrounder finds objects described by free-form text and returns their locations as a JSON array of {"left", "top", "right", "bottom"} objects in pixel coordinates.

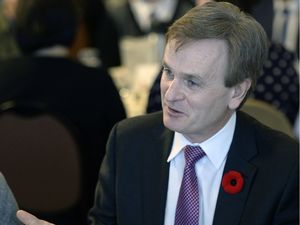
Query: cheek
[{"left": 188, "top": 91, "right": 227, "bottom": 113}]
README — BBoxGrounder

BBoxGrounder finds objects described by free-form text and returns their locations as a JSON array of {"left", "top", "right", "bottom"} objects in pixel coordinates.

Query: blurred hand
[{"left": 16, "top": 210, "right": 55, "bottom": 225}]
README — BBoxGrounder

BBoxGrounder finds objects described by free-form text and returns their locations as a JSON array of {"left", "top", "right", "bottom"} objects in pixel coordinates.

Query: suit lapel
[
  {"left": 142, "top": 121, "right": 174, "bottom": 225},
  {"left": 139, "top": 112, "right": 259, "bottom": 225},
  {"left": 213, "top": 112, "right": 258, "bottom": 225}
]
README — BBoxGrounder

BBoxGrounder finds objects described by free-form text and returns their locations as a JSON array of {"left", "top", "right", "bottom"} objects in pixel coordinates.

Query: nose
[{"left": 164, "top": 79, "right": 184, "bottom": 102}]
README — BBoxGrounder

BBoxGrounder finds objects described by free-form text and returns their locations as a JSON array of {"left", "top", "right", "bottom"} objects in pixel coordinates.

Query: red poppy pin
[{"left": 222, "top": 170, "right": 244, "bottom": 194}]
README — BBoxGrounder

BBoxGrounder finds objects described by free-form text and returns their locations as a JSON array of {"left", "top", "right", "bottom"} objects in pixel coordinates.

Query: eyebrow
[
  {"left": 162, "top": 61, "right": 205, "bottom": 81},
  {"left": 184, "top": 74, "right": 202, "bottom": 81}
]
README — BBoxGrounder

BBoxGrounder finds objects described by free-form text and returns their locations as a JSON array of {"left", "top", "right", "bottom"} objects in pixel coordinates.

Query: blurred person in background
[
  {"left": 104, "top": 0, "right": 194, "bottom": 66},
  {"left": 73, "top": 0, "right": 121, "bottom": 69},
  {"left": 0, "top": 0, "right": 126, "bottom": 223},
  {"left": 105, "top": 0, "right": 194, "bottom": 37}
]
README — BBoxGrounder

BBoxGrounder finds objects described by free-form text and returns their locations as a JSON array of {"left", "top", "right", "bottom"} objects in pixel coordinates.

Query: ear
[{"left": 228, "top": 79, "right": 252, "bottom": 110}]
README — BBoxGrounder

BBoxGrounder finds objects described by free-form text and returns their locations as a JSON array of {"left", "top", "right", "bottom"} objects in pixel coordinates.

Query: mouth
[{"left": 164, "top": 105, "right": 185, "bottom": 117}]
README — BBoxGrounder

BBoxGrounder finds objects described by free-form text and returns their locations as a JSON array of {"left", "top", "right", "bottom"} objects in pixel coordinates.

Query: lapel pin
[{"left": 221, "top": 170, "right": 244, "bottom": 194}]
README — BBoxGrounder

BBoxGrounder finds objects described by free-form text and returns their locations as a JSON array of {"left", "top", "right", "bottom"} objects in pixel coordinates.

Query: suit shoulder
[
  {"left": 256, "top": 127, "right": 299, "bottom": 159},
  {"left": 239, "top": 112, "right": 299, "bottom": 158},
  {"left": 112, "top": 112, "right": 166, "bottom": 141},
  {"left": 117, "top": 111, "right": 163, "bottom": 132}
]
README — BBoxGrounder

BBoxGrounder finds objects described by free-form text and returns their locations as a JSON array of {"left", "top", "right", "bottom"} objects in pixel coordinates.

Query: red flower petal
[{"left": 222, "top": 170, "right": 244, "bottom": 194}]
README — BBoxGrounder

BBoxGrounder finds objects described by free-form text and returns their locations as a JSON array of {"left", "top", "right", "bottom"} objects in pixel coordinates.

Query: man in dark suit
[
  {"left": 0, "top": 0, "right": 126, "bottom": 223},
  {"left": 17, "top": 2, "right": 298, "bottom": 225}
]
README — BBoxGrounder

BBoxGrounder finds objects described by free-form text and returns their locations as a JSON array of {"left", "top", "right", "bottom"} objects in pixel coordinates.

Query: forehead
[{"left": 163, "top": 39, "right": 228, "bottom": 77}]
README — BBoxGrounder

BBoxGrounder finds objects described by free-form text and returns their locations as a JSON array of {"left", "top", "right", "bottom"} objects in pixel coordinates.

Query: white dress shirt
[{"left": 164, "top": 112, "right": 236, "bottom": 225}]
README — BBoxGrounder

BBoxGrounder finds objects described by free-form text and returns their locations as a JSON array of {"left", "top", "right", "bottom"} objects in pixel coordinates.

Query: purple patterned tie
[{"left": 175, "top": 145, "right": 206, "bottom": 225}]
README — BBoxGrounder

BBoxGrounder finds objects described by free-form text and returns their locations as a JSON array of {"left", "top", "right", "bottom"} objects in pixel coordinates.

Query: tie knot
[{"left": 183, "top": 145, "right": 206, "bottom": 167}]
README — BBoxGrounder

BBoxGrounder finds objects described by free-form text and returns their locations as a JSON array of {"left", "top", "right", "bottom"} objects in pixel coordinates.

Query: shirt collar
[{"left": 167, "top": 112, "right": 236, "bottom": 169}]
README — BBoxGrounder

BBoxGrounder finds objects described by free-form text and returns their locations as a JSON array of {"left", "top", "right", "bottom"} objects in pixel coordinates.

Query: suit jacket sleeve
[
  {"left": 88, "top": 123, "right": 118, "bottom": 225},
  {"left": 0, "top": 173, "right": 21, "bottom": 225}
]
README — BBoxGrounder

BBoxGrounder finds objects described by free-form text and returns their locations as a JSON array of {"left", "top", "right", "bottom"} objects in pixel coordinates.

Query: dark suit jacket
[
  {"left": 88, "top": 111, "right": 299, "bottom": 225},
  {"left": 0, "top": 56, "right": 126, "bottom": 216}
]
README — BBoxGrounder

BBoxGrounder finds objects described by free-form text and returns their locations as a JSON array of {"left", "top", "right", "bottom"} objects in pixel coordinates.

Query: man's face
[{"left": 161, "top": 39, "right": 236, "bottom": 143}]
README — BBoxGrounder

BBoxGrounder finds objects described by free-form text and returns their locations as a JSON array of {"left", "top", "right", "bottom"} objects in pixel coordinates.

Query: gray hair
[{"left": 166, "top": 1, "right": 269, "bottom": 92}]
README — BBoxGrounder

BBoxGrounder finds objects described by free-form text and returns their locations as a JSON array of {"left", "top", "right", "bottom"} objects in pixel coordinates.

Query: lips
[{"left": 165, "top": 105, "right": 184, "bottom": 116}]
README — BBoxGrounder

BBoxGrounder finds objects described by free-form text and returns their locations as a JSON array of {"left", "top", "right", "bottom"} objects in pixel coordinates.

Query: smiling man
[
  {"left": 17, "top": 2, "right": 299, "bottom": 225},
  {"left": 161, "top": 39, "right": 242, "bottom": 143},
  {"left": 88, "top": 2, "right": 298, "bottom": 225}
]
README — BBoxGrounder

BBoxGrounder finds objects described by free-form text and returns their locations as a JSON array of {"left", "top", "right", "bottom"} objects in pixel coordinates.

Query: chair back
[
  {"left": 0, "top": 101, "right": 83, "bottom": 216},
  {"left": 241, "top": 99, "right": 294, "bottom": 137}
]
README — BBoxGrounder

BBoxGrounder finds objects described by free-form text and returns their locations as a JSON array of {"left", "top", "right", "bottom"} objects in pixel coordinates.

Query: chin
[{"left": 163, "top": 115, "right": 182, "bottom": 132}]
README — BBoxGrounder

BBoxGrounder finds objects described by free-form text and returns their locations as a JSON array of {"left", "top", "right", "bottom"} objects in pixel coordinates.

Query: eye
[
  {"left": 162, "top": 65, "right": 174, "bottom": 80},
  {"left": 185, "top": 79, "right": 200, "bottom": 88}
]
